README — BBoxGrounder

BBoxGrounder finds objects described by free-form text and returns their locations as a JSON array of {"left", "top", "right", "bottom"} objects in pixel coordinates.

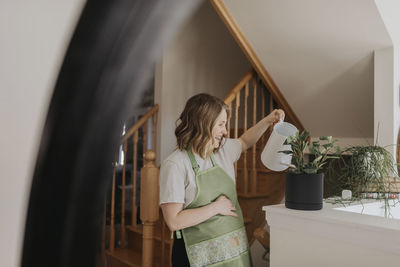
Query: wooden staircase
[
  {"left": 101, "top": 106, "right": 174, "bottom": 267},
  {"left": 223, "top": 70, "right": 303, "bottom": 244}
]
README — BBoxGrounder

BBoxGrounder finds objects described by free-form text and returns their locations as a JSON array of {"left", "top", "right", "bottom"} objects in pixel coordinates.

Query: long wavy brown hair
[{"left": 175, "top": 93, "right": 230, "bottom": 158}]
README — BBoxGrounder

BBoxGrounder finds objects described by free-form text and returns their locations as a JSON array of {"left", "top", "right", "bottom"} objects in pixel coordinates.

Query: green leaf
[
  {"left": 308, "top": 145, "right": 317, "bottom": 154},
  {"left": 301, "top": 131, "right": 310, "bottom": 140},
  {"left": 323, "top": 143, "right": 333, "bottom": 149},
  {"left": 326, "top": 155, "right": 340, "bottom": 159},
  {"left": 318, "top": 162, "right": 327, "bottom": 168},
  {"left": 319, "top": 136, "right": 332, "bottom": 142},
  {"left": 286, "top": 135, "right": 295, "bottom": 143},
  {"left": 313, "top": 155, "right": 322, "bottom": 163}
]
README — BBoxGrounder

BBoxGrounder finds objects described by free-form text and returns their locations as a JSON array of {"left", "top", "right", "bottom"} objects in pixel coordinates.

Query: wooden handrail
[
  {"left": 211, "top": 0, "right": 304, "bottom": 132},
  {"left": 224, "top": 70, "right": 254, "bottom": 104},
  {"left": 122, "top": 104, "right": 159, "bottom": 142}
]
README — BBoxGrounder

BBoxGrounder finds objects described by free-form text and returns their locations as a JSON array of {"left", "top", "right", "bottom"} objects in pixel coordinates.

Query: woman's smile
[{"left": 211, "top": 110, "right": 228, "bottom": 149}]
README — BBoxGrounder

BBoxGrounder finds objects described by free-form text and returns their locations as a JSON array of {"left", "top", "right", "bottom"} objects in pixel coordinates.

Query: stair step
[
  {"left": 127, "top": 224, "right": 172, "bottom": 244},
  {"left": 126, "top": 225, "right": 142, "bottom": 251},
  {"left": 106, "top": 248, "right": 164, "bottom": 267},
  {"left": 126, "top": 224, "right": 142, "bottom": 234},
  {"left": 106, "top": 248, "right": 142, "bottom": 267}
]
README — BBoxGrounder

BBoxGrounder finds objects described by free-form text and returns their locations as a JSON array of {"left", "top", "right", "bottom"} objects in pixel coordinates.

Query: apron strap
[
  {"left": 186, "top": 148, "right": 217, "bottom": 174},
  {"left": 171, "top": 230, "right": 182, "bottom": 239},
  {"left": 186, "top": 148, "right": 200, "bottom": 175},
  {"left": 209, "top": 153, "right": 217, "bottom": 167}
]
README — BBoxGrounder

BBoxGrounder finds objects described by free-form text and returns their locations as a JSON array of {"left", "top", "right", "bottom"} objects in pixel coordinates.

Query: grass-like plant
[
  {"left": 280, "top": 131, "right": 340, "bottom": 174},
  {"left": 326, "top": 145, "right": 398, "bottom": 198}
]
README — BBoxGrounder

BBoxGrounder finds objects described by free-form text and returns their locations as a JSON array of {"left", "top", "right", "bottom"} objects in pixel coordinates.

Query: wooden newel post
[{"left": 140, "top": 150, "right": 159, "bottom": 267}]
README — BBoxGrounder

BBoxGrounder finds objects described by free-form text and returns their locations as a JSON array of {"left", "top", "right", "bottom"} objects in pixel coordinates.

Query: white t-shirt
[{"left": 159, "top": 138, "right": 242, "bottom": 208}]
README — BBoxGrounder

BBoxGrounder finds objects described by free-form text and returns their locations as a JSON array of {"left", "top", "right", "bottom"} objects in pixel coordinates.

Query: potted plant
[
  {"left": 279, "top": 131, "right": 340, "bottom": 210},
  {"left": 326, "top": 145, "right": 399, "bottom": 200}
]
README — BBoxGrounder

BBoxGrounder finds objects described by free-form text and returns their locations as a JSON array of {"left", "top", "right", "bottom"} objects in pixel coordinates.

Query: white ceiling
[{"left": 222, "top": 0, "right": 393, "bottom": 140}]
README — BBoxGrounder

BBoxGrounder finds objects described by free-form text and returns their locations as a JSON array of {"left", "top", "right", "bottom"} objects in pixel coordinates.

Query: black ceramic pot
[{"left": 285, "top": 172, "right": 324, "bottom": 210}]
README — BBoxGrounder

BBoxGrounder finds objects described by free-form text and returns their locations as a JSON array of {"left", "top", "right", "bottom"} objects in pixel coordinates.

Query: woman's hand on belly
[
  {"left": 160, "top": 196, "right": 237, "bottom": 232},
  {"left": 211, "top": 195, "right": 238, "bottom": 217}
]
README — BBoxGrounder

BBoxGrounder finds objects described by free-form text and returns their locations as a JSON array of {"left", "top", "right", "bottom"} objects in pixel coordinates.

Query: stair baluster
[
  {"left": 132, "top": 132, "right": 138, "bottom": 228},
  {"left": 243, "top": 82, "right": 249, "bottom": 194},
  {"left": 152, "top": 113, "right": 157, "bottom": 151},
  {"left": 227, "top": 102, "right": 232, "bottom": 138},
  {"left": 234, "top": 91, "right": 240, "bottom": 184},
  {"left": 250, "top": 78, "right": 258, "bottom": 194},
  {"left": 261, "top": 83, "right": 266, "bottom": 144},
  {"left": 161, "top": 221, "right": 166, "bottom": 267},
  {"left": 109, "top": 167, "right": 116, "bottom": 252},
  {"left": 120, "top": 142, "right": 127, "bottom": 248}
]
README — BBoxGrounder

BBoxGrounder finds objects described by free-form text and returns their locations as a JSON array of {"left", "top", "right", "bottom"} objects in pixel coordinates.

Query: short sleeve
[
  {"left": 159, "top": 159, "right": 186, "bottom": 205},
  {"left": 220, "top": 138, "right": 242, "bottom": 163}
]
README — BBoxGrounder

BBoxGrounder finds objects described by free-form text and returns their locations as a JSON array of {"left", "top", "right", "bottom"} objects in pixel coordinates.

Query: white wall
[
  {"left": 0, "top": 1, "right": 85, "bottom": 266},
  {"left": 222, "top": 0, "right": 393, "bottom": 143},
  {"left": 395, "top": 47, "right": 400, "bottom": 159},
  {"left": 155, "top": 1, "right": 250, "bottom": 163},
  {"left": 375, "top": 1, "right": 400, "bottom": 159},
  {"left": 374, "top": 47, "right": 398, "bottom": 158},
  {"left": 375, "top": 0, "right": 400, "bottom": 45}
]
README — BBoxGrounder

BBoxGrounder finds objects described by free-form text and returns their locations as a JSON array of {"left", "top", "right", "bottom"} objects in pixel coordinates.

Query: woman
[{"left": 159, "top": 93, "right": 284, "bottom": 267}]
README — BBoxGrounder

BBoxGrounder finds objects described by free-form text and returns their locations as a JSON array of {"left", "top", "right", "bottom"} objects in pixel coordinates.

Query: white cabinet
[{"left": 263, "top": 202, "right": 400, "bottom": 267}]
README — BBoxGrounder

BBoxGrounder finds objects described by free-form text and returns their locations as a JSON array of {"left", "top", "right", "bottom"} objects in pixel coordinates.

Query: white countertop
[{"left": 263, "top": 201, "right": 400, "bottom": 255}]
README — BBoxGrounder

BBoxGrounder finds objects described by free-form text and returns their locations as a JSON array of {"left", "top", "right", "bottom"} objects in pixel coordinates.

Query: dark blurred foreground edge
[{"left": 21, "top": 0, "right": 202, "bottom": 266}]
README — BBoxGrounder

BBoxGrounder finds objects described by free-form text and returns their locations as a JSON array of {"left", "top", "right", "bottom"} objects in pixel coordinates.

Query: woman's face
[{"left": 211, "top": 109, "right": 228, "bottom": 149}]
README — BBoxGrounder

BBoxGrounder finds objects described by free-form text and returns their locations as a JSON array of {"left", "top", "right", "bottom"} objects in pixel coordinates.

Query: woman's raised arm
[{"left": 239, "top": 109, "right": 285, "bottom": 152}]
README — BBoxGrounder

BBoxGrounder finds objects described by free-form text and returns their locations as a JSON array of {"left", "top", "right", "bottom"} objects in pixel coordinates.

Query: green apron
[{"left": 181, "top": 149, "right": 252, "bottom": 267}]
